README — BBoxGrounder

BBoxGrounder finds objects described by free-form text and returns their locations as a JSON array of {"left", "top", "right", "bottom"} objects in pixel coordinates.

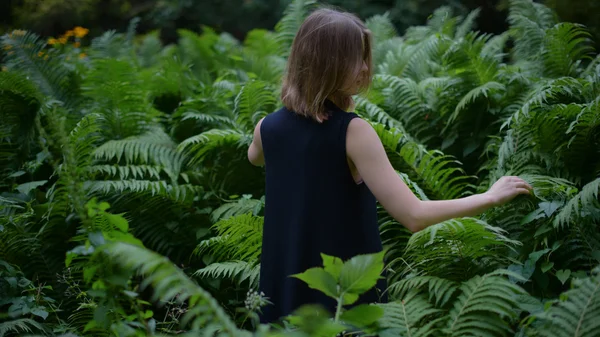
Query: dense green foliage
[{"left": 1, "top": 0, "right": 599, "bottom": 336}]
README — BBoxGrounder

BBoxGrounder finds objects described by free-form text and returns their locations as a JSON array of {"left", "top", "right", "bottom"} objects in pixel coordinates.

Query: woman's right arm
[{"left": 346, "top": 118, "right": 532, "bottom": 233}]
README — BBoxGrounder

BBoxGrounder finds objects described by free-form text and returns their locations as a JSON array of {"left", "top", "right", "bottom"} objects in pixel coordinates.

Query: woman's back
[{"left": 258, "top": 100, "right": 385, "bottom": 323}]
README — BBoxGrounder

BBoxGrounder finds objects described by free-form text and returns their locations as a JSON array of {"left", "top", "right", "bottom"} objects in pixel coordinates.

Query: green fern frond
[
  {"left": 93, "top": 128, "right": 184, "bottom": 181},
  {"left": 234, "top": 80, "right": 278, "bottom": 132},
  {"left": 0, "top": 318, "right": 46, "bottom": 337},
  {"left": 274, "top": 0, "right": 318, "bottom": 57},
  {"left": 178, "top": 129, "right": 251, "bottom": 166},
  {"left": 481, "top": 33, "right": 510, "bottom": 62},
  {"left": 366, "top": 12, "right": 397, "bottom": 45},
  {"left": 210, "top": 195, "right": 264, "bottom": 223},
  {"left": 508, "top": 0, "right": 557, "bottom": 62},
  {"left": 354, "top": 96, "right": 410, "bottom": 137},
  {"left": 102, "top": 242, "right": 249, "bottom": 336},
  {"left": 85, "top": 180, "right": 200, "bottom": 204},
  {"left": 1, "top": 30, "right": 78, "bottom": 107},
  {"left": 533, "top": 265, "right": 600, "bottom": 337},
  {"left": 402, "top": 218, "right": 520, "bottom": 281},
  {"left": 501, "top": 77, "right": 585, "bottom": 128},
  {"left": 553, "top": 177, "right": 600, "bottom": 229},
  {"left": 193, "top": 261, "right": 260, "bottom": 288},
  {"left": 455, "top": 8, "right": 481, "bottom": 39},
  {"left": 377, "top": 290, "right": 443, "bottom": 337},
  {"left": 373, "top": 123, "right": 475, "bottom": 200},
  {"left": 448, "top": 81, "right": 505, "bottom": 125},
  {"left": 194, "top": 214, "right": 263, "bottom": 263},
  {"left": 444, "top": 270, "right": 526, "bottom": 336},
  {"left": 542, "top": 23, "right": 595, "bottom": 78},
  {"left": 387, "top": 276, "right": 459, "bottom": 308}
]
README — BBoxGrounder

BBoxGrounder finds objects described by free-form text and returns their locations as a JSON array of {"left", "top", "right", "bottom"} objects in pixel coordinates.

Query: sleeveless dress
[{"left": 258, "top": 99, "right": 386, "bottom": 324}]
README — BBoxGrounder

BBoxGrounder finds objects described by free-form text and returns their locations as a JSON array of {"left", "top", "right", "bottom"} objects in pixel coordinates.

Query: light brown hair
[{"left": 281, "top": 8, "right": 373, "bottom": 122}]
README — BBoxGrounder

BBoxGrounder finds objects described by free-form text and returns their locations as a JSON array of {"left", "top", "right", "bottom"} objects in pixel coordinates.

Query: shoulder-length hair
[{"left": 281, "top": 8, "right": 373, "bottom": 122}]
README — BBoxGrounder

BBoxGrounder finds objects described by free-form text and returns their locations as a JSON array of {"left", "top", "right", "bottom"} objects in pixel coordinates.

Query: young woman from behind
[{"left": 247, "top": 7, "right": 532, "bottom": 324}]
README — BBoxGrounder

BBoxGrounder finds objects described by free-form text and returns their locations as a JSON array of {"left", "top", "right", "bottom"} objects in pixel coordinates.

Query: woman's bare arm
[
  {"left": 248, "top": 118, "right": 265, "bottom": 166},
  {"left": 346, "top": 118, "right": 532, "bottom": 233}
]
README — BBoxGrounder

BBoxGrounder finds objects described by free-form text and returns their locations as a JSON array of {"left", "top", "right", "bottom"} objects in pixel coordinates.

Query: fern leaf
[
  {"left": 193, "top": 261, "right": 260, "bottom": 288},
  {"left": 210, "top": 195, "right": 264, "bottom": 223},
  {"left": 0, "top": 318, "right": 46, "bottom": 336},
  {"left": 455, "top": 8, "right": 481, "bottom": 39},
  {"left": 387, "top": 276, "right": 459, "bottom": 308},
  {"left": 448, "top": 81, "right": 505, "bottom": 125},
  {"left": 542, "top": 23, "right": 595, "bottom": 78},
  {"left": 402, "top": 218, "right": 520, "bottom": 281},
  {"left": 234, "top": 80, "right": 277, "bottom": 132},
  {"left": 444, "top": 270, "right": 526, "bottom": 336},
  {"left": 1, "top": 30, "right": 78, "bottom": 107},
  {"left": 553, "top": 177, "right": 600, "bottom": 229},
  {"left": 377, "top": 290, "right": 443, "bottom": 337},
  {"left": 535, "top": 265, "right": 600, "bottom": 337},
  {"left": 274, "top": 0, "right": 318, "bottom": 57},
  {"left": 194, "top": 214, "right": 263, "bottom": 263},
  {"left": 102, "top": 242, "right": 249, "bottom": 336}
]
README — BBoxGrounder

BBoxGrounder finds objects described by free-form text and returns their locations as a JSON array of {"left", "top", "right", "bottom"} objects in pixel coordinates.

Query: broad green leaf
[
  {"left": 339, "top": 251, "right": 385, "bottom": 295},
  {"left": 105, "top": 213, "right": 129, "bottom": 232},
  {"left": 521, "top": 208, "right": 545, "bottom": 225},
  {"left": 31, "top": 308, "right": 49, "bottom": 320},
  {"left": 340, "top": 304, "right": 384, "bottom": 327},
  {"left": 15, "top": 180, "right": 47, "bottom": 195},
  {"left": 321, "top": 253, "right": 343, "bottom": 280},
  {"left": 292, "top": 267, "right": 338, "bottom": 300},
  {"left": 539, "top": 201, "right": 564, "bottom": 217},
  {"left": 541, "top": 262, "right": 554, "bottom": 273},
  {"left": 528, "top": 249, "right": 551, "bottom": 263},
  {"left": 556, "top": 269, "right": 571, "bottom": 284}
]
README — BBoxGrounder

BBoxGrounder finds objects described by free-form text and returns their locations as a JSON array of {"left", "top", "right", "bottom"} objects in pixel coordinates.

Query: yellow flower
[
  {"left": 58, "top": 37, "right": 68, "bottom": 44},
  {"left": 1, "top": 66, "right": 7, "bottom": 72},
  {"left": 2, "top": 45, "right": 12, "bottom": 51},
  {"left": 64, "top": 30, "right": 74, "bottom": 37},
  {"left": 73, "top": 42, "right": 81, "bottom": 48},
  {"left": 73, "top": 27, "right": 89, "bottom": 38},
  {"left": 48, "top": 38, "right": 58, "bottom": 45},
  {"left": 38, "top": 51, "right": 45, "bottom": 57},
  {"left": 12, "top": 29, "right": 26, "bottom": 36},
  {"left": 79, "top": 53, "right": 87, "bottom": 59}
]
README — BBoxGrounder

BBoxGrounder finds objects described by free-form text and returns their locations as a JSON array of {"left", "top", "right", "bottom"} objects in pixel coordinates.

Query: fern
[
  {"left": 443, "top": 270, "right": 526, "bottom": 336},
  {"left": 210, "top": 195, "right": 264, "bottom": 223},
  {"left": 193, "top": 261, "right": 260, "bottom": 288},
  {"left": 532, "top": 265, "right": 600, "bottom": 337},
  {"left": 400, "top": 218, "right": 520, "bottom": 282},
  {"left": 194, "top": 214, "right": 263, "bottom": 263},
  {"left": 387, "top": 276, "right": 459, "bottom": 308},
  {"left": 101, "top": 242, "right": 249, "bottom": 336},
  {"left": 377, "top": 290, "right": 443, "bottom": 337},
  {"left": 373, "top": 123, "right": 475, "bottom": 200},
  {"left": 553, "top": 177, "right": 600, "bottom": 229},
  {"left": 1, "top": 30, "right": 79, "bottom": 108},
  {"left": 274, "top": 0, "right": 318, "bottom": 57},
  {"left": 0, "top": 318, "right": 46, "bottom": 337},
  {"left": 542, "top": 23, "right": 595, "bottom": 78},
  {"left": 233, "top": 79, "right": 278, "bottom": 132}
]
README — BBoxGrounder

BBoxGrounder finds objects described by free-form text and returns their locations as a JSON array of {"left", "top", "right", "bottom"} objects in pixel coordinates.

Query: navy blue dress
[{"left": 258, "top": 100, "right": 386, "bottom": 324}]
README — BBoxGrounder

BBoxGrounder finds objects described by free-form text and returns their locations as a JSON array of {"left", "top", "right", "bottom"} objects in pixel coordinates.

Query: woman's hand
[{"left": 485, "top": 176, "right": 533, "bottom": 207}]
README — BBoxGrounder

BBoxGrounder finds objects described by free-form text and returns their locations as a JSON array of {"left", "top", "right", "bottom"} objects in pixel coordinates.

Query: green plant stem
[{"left": 334, "top": 294, "right": 344, "bottom": 322}]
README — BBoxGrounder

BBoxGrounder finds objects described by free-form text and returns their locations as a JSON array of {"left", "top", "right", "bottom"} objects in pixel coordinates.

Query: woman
[{"left": 247, "top": 7, "right": 532, "bottom": 324}]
